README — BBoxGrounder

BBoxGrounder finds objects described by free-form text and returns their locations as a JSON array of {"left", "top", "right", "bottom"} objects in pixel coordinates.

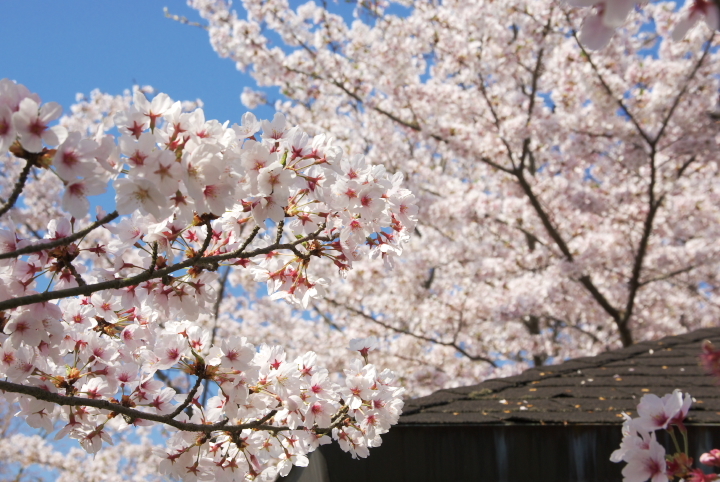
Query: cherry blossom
[
  {"left": 12, "top": 97, "right": 67, "bottom": 153},
  {"left": 612, "top": 389, "right": 719, "bottom": 480},
  {"left": 636, "top": 390, "right": 686, "bottom": 432},
  {"left": 0, "top": 79, "right": 412, "bottom": 481},
  {"left": 621, "top": 433, "right": 668, "bottom": 482},
  {"left": 182, "top": 0, "right": 720, "bottom": 398},
  {"left": 700, "top": 449, "right": 720, "bottom": 467}
]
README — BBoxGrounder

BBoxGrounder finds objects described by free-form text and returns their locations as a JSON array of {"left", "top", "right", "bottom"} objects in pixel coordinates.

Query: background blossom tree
[{"left": 175, "top": 0, "right": 720, "bottom": 395}]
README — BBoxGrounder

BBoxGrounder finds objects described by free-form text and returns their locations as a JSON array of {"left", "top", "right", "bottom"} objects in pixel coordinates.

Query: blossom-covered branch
[{"left": 0, "top": 78, "right": 416, "bottom": 481}]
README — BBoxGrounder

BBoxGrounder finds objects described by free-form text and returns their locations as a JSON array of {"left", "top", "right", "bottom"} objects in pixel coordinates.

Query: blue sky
[{"left": 0, "top": 1, "right": 264, "bottom": 124}]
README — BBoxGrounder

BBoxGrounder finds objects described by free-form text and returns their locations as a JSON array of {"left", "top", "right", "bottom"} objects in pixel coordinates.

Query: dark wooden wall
[{"left": 318, "top": 424, "right": 720, "bottom": 482}]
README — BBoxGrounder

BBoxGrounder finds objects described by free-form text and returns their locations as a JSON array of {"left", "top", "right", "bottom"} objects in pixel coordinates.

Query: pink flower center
[
  {"left": 165, "top": 348, "right": 180, "bottom": 362},
  {"left": 28, "top": 118, "right": 47, "bottom": 137},
  {"left": 68, "top": 182, "right": 86, "bottom": 196},
  {"left": 61, "top": 150, "right": 78, "bottom": 167}
]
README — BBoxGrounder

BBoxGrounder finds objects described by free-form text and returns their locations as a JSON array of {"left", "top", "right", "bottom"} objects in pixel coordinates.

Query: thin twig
[
  {"left": 326, "top": 299, "right": 497, "bottom": 367},
  {"left": 275, "top": 220, "right": 284, "bottom": 245},
  {"left": 566, "top": 12, "right": 652, "bottom": 146},
  {"left": 0, "top": 159, "right": 33, "bottom": 218},
  {"left": 639, "top": 265, "right": 696, "bottom": 287},
  {"left": 163, "top": 7, "right": 209, "bottom": 30},
  {"left": 0, "top": 222, "right": 327, "bottom": 311},
  {"left": 653, "top": 34, "right": 715, "bottom": 145},
  {"left": 166, "top": 373, "right": 204, "bottom": 420},
  {"left": 0, "top": 211, "right": 119, "bottom": 260},
  {"left": 201, "top": 265, "right": 231, "bottom": 406}
]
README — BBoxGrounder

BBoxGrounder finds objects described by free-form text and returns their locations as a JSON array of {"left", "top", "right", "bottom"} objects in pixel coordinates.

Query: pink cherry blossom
[
  {"left": 62, "top": 176, "right": 106, "bottom": 219},
  {"left": 636, "top": 390, "right": 685, "bottom": 432},
  {"left": 12, "top": 97, "right": 67, "bottom": 153},
  {"left": 621, "top": 434, "right": 668, "bottom": 482},
  {"left": 700, "top": 449, "right": 720, "bottom": 467},
  {"left": 304, "top": 399, "right": 337, "bottom": 429},
  {"left": 52, "top": 131, "right": 98, "bottom": 180},
  {"left": 114, "top": 177, "right": 168, "bottom": 219},
  {"left": 0, "top": 105, "right": 17, "bottom": 152}
]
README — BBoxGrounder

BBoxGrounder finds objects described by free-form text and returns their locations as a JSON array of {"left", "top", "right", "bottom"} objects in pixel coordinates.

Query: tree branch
[
  {"left": 0, "top": 379, "right": 286, "bottom": 434},
  {"left": 65, "top": 261, "right": 87, "bottom": 287},
  {"left": 0, "top": 211, "right": 119, "bottom": 260},
  {"left": 566, "top": 14, "right": 653, "bottom": 146},
  {"left": 639, "top": 265, "right": 696, "bottom": 287},
  {"left": 166, "top": 372, "right": 204, "bottom": 420},
  {"left": 653, "top": 35, "right": 714, "bottom": 146},
  {"left": 513, "top": 170, "right": 624, "bottom": 327},
  {"left": 0, "top": 223, "right": 327, "bottom": 311},
  {"left": 326, "top": 299, "right": 497, "bottom": 367},
  {"left": 0, "top": 159, "right": 33, "bottom": 219},
  {"left": 202, "top": 265, "right": 231, "bottom": 406}
]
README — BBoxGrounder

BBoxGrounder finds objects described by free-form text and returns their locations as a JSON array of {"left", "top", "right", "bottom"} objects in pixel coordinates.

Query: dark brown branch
[
  {"left": 0, "top": 379, "right": 286, "bottom": 434},
  {"left": 148, "top": 242, "right": 159, "bottom": 276},
  {"left": 653, "top": 36, "right": 714, "bottom": 145},
  {"left": 275, "top": 220, "right": 284, "bottom": 245},
  {"left": 639, "top": 265, "right": 696, "bottom": 287},
  {"left": 676, "top": 156, "right": 697, "bottom": 180},
  {"left": 0, "top": 378, "right": 352, "bottom": 437},
  {"left": 167, "top": 372, "right": 204, "bottom": 420},
  {"left": 513, "top": 170, "right": 624, "bottom": 328},
  {"left": 477, "top": 74, "right": 519, "bottom": 172},
  {"left": 524, "top": 10, "right": 552, "bottom": 130},
  {"left": 619, "top": 183, "right": 665, "bottom": 343},
  {"left": 567, "top": 13, "right": 653, "bottom": 147},
  {"left": 513, "top": 172, "right": 571, "bottom": 260},
  {"left": 0, "top": 223, "right": 327, "bottom": 311},
  {"left": 525, "top": 48, "right": 544, "bottom": 128},
  {"left": 326, "top": 299, "right": 497, "bottom": 367},
  {"left": 0, "top": 211, "right": 119, "bottom": 260},
  {"left": 0, "top": 159, "right": 33, "bottom": 219},
  {"left": 202, "top": 265, "right": 231, "bottom": 406},
  {"left": 65, "top": 261, "right": 87, "bottom": 287}
]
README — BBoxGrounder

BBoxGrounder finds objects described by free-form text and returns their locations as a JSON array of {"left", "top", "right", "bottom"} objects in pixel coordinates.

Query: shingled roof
[{"left": 400, "top": 327, "right": 720, "bottom": 425}]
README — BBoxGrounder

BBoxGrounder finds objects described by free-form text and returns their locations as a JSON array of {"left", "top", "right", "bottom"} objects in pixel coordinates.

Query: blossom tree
[
  {"left": 0, "top": 77, "right": 414, "bottom": 480},
  {"left": 2, "top": 0, "right": 720, "bottom": 479},
  {"left": 168, "top": 0, "right": 720, "bottom": 395}
]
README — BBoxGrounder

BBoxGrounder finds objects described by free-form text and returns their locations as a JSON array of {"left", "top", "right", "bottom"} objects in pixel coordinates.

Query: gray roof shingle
[{"left": 400, "top": 328, "right": 720, "bottom": 425}]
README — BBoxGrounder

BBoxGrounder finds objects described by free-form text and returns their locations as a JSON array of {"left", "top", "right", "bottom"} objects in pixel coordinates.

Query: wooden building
[{"left": 287, "top": 328, "right": 720, "bottom": 482}]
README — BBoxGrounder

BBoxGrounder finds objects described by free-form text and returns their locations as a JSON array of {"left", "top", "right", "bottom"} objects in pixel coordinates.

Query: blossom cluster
[
  {"left": 1, "top": 76, "right": 417, "bottom": 308},
  {"left": 612, "top": 389, "right": 720, "bottom": 481},
  {"left": 612, "top": 390, "right": 692, "bottom": 481},
  {"left": 568, "top": 0, "right": 719, "bottom": 49},
  {"left": 0, "top": 79, "right": 416, "bottom": 481}
]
